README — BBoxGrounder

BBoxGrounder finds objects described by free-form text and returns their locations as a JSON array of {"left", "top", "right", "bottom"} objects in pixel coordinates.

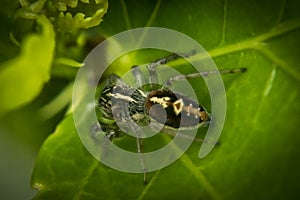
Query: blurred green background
[{"left": 1, "top": 0, "right": 300, "bottom": 199}]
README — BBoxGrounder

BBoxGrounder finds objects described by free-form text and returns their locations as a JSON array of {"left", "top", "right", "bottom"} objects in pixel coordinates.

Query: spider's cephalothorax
[{"left": 98, "top": 81, "right": 149, "bottom": 133}]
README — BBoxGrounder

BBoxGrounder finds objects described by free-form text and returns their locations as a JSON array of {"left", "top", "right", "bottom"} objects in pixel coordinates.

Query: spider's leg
[
  {"left": 125, "top": 118, "right": 147, "bottom": 183},
  {"left": 136, "top": 136, "right": 148, "bottom": 184},
  {"left": 131, "top": 65, "right": 144, "bottom": 87},
  {"left": 147, "top": 53, "right": 180, "bottom": 84},
  {"left": 130, "top": 123, "right": 147, "bottom": 184},
  {"left": 90, "top": 122, "right": 118, "bottom": 158},
  {"left": 101, "top": 130, "right": 117, "bottom": 158},
  {"left": 165, "top": 68, "right": 247, "bottom": 87},
  {"left": 129, "top": 52, "right": 186, "bottom": 88},
  {"left": 142, "top": 50, "right": 195, "bottom": 90},
  {"left": 106, "top": 74, "right": 129, "bottom": 87}
]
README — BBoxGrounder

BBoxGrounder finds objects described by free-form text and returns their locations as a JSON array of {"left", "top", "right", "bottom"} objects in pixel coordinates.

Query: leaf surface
[{"left": 32, "top": 0, "right": 300, "bottom": 199}]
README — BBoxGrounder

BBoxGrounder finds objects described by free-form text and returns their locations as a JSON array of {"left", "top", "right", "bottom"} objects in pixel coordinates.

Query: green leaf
[
  {"left": 31, "top": 0, "right": 300, "bottom": 199},
  {"left": 0, "top": 15, "right": 55, "bottom": 115}
]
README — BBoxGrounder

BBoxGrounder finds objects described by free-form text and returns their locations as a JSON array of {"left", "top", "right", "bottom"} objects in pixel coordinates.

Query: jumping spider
[{"left": 93, "top": 51, "right": 246, "bottom": 184}]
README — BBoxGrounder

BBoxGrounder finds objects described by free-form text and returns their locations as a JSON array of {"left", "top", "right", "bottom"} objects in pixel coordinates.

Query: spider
[{"left": 93, "top": 51, "right": 246, "bottom": 184}]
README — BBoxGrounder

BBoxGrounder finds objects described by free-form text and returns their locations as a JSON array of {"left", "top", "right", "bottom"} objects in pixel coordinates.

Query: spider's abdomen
[{"left": 145, "top": 89, "right": 210, "bottom": 129}]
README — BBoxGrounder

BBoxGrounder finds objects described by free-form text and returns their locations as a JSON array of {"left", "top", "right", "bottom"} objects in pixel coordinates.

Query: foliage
[
  {"left": 15, "top": 0, "right": 108, "bottom": 33},
  {"left": 1, "top": 0, "right": 300, "bottom": 199}
]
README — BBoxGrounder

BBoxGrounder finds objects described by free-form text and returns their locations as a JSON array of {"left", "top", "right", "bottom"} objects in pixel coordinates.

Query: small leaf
[{"left": 0, "top": 15, "right": 55, "bottom": 115}]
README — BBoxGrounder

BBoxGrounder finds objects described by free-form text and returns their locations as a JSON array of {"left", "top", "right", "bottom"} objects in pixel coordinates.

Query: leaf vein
[
  {"left": 179, "top": 154, "right": 221, "bottom": 200},
  {"left": 254, "top": 45, "right": 300, "bottom": 82},
  {"left": 120, "top": 0, "right": 131, "bottom": 29},
  {"left": 275, "top": 0, "right": 287, "bottom": 25},
  {"left": 172, "top": 19, "right": 300, "bottom": 67},
  {"left": 219, "top": 0, "right": 228, "bottom": 46},
  {"left": 74, "top": 159, "right": 99, "bottom": 199},
  {"left": 209, "top": 18, "right": 300, "bottom": 57},
  {"left": 145, "top": 0, "right": 162, "bottom": 27},
  {"left": 263, "top": 66, "right": 277, "bottom": 96},
  {"left": 233, "top": 65, "right": 277, "bottom": 159},
  {"left": 143, "top": 135, "right": 222, "bottom": 200},
  {"left": 137, "top": 170, "right": 161, "bottom": 200}
]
